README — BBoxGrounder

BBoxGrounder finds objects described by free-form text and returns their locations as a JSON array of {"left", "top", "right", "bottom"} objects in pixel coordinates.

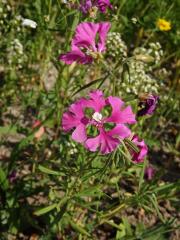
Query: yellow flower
[{"left": 156, "top": 18, "right": 171, "bottom": 31}]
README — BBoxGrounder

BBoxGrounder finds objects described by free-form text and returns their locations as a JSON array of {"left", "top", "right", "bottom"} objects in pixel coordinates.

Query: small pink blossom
[
  {"left": 145, "top": 166, "right": 155, "bottom": 180},
  {"left": 62, "top": 90, "right": 136, "bottom": 154},
  {"left": 138, "top": 94, "right": 159, "bottom": 116},
  {"left": 80, "top": 0, "right": 112, "bottom": 14},
  {"left": 59, "top": 22, "right": 111, "bottom": 65},
  {"left": 131, "top": 135, "right": 148, "bottom": 163},
  {"left": 8, "top": 171, "right": 17, "bottom": 183}
]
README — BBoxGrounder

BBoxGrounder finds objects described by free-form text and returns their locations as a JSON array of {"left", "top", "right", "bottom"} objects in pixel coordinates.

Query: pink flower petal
[
  {"left": 98, "top": 22, "right": 111, "bottom": 52},
  {"left": 106, "top": 96, "right": 136, "bottom": 124},
  {"left": 85, "top": 134, "right": 101, "bottom": 152},
  {"left": 99, "top": 131, "right": 120, "bottom": 154},
  {"left": 108, "top": 124, "right": 131, "bottom": 139},
  {"left": 86, "top": 129, "right": 119, "bottom": 154},
  {"left": 86, "top": 90, "right": 106, "bottom": 112},
  {"left": 86, "top": 124, "right": 130, "bottom": 154},
  {"left": 59, "top": 49, "right": 92, "bottom": 65},
  {"left": 73, "top": 22, "right": 99, "bottom": 51},
  {"left": 69, "top": 99, "right": 87, "bottom": 118},
  {"left": 62, "top": 99, "right": 89, "bottom": 131},
  {"left": 72, "top": 124, "right": 87, "bottom": 143},
  {"left": 62, "top": 112, "right": 81, "bottom": 131}
]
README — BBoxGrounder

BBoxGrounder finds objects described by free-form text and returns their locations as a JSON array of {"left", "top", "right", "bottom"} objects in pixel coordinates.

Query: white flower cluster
[
  {"left": 106, "top": 32, "right": 127, "bottom": 59},
  {"left": 154, "top": 67, "right": 172, "bottom": 80},
  {"left": 0, "top": 1, "right": 11, "bottom": 36},
  {"left": 67, "top": 141, "right": 78, "bottom": 155},
  {"left": 7, "top": 39, "right": 25, "bottom": 68},
  {"left": 121, "top": 42, "right": 164, "bottom": 95},
  {"left": 106, "top": 34, "right": 166, "bottom": 95},
  {"left": 121, "top": 60, "right": 160, "bottom": 95}
]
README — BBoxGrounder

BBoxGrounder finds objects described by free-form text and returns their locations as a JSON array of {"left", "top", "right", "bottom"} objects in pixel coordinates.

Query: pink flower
[
  {"left": 80, "top": 0, "right": 112, "bottom": 14},
  {"left": 131, "top": 135, "right": 148, "bottom": 163},
  {"left": 59, "top": 22, "right": 111, "bottom": 65},
  {"left": 145, "top": 166, "right": 155, "bottom": 180},
  {"left": 62, "top": 90, "right": 136, "bottom": 154},
  {"left": 138, "top": 94, "right": 159, "bottom": 116}
]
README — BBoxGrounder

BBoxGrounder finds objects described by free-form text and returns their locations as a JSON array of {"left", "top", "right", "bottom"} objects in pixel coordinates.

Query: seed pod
[{"left": 135, "top": 54, "right": 154, "bottom": 63}]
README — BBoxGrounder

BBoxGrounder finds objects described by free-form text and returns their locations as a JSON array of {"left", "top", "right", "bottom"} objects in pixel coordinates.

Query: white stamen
[{"left": 92, "top": 112, "right": 102, "bottom": 122}]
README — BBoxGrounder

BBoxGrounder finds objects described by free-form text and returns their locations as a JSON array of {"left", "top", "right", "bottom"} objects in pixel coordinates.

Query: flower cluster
[
  {"left": 7, "top": 39, "right": 26, "bottom": 68},
  {"left": 0, "top": 1, "right": 11, "bottom": 36},
  {"left": 120, "top": 42, "right": 164, "bottom": 95},
  {"left": 121, "top": 60, "right": 160, "bottom": 95},
  {"left": 106, "top": 32, "right": 127, "bottom": 59},
  {"left": 59, "top": 2, "right": 160, "bottom": 168},
  {"left": 80, "top": 0, "right": 112, "bottom": 15},
  {"left": 62, "top": 0, "right": 112, "bottom": 17}
]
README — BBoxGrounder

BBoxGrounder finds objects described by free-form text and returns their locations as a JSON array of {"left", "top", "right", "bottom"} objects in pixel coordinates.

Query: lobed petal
[
  {"left": 72, "top": 124, "right": 87, "bottom": 143},
  {"left": 62, "top": 112, "right": 81, "bottom": 131},
  {"left": 59, "top": 49, "right": 92, "bottom": 65},
  {"left": 106, "top": 96, "right": 136, "bottom": 124},
  {"left": 85, "top": 130, "right": 120, "bottom": 154},
  {"left": 62, "top": 98, "right": 89, "bottom": 131},
  {"left": 108, "top": 124, "right": 131, "bottom": 139},
  {"left": 86, "top": 124, "right": 131, "bottom": 154},
  {"left": 97, "top": 22, "right": 111, "bottom": 52},
  {"left": 86, "top": 90, "right": 106, "bottom": 112},
  {"left": 73, "top": 22, "right": 99, "bottom": 51}
]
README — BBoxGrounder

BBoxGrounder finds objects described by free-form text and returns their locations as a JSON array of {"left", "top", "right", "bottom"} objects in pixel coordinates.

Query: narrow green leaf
[
  {"left": 150, "top": 194, "right": 165, "bottom": 223},
  {"left": 69, "top": 220, "right": 91, "bottom": 237},
  {"left": 38, "top": 165, "right": 60, "bottom": 176},
  {"left": 71, "top": 75, "right": 107, "bottom": 97},
  {"left": 138, "top": 159, "right": 147, "bottom": 191},
  {"left": 75, "top": 186, "right": 103, "bottom": 197},
  {"left": 34, "top": 203, "right": 57, "bottom": 216},
  {"left": 0, "top": 167, "right": 9, "bottom": 190}
]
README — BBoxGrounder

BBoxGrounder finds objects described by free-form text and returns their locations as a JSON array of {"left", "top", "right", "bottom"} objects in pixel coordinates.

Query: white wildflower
[
  {"left": 22, "top": 18, "right": 37, "bottom": 29},
  {"left": 131, "top": 17, "right": 138, "bottom": 24}
]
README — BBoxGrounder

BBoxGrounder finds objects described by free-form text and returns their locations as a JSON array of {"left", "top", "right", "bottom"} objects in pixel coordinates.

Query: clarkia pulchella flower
[
  {"left": 145, "top": 166, "right": 155, "bottom": 180},
  {"left": 80, "top": 0, "right": 112, "bottom": 15},
  {"left": 62, "top": 90, "right": 136, "bottom": 154},
  {"left": 138, "top": 94, "right": 159, "bottom": 116},
  {"left": 131, "top": 135, "right": 148, "bottom": 163},
  {"left": 59, "top": 22, "right": 111, "bottom": 64}
]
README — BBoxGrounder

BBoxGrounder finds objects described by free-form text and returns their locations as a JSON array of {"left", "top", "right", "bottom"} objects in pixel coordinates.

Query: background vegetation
[{"left": 0, "top": 0, "right": 179, "bottom": 239}]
